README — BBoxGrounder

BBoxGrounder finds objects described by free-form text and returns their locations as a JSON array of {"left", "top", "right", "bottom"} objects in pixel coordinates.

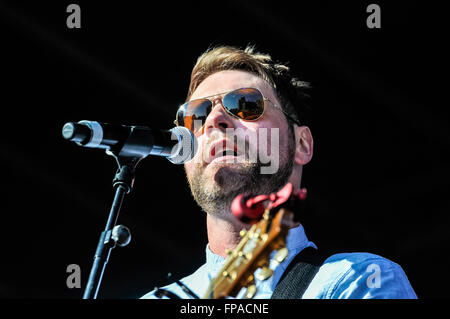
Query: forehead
[{"left": 190, "top": 70, "right": 276, "bottom": 101}]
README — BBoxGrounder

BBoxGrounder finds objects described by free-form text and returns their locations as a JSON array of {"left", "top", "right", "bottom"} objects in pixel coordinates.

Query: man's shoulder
[
  {"left": 304, "top": 251, "right": 417, "bottom": 298},
  {"left": 324, "top": 251, "right": 398, "bottom": 268},
  {"left": 320, "top": 251, "right": 404, "bottom": 285}
]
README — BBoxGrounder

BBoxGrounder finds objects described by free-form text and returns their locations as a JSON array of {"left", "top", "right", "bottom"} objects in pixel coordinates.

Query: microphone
[{"left": 62, "top": 120, "right": 197, "bottom": 164}]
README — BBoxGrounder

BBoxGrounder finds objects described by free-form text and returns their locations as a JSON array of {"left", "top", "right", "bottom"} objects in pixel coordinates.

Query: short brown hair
[{"left": 187, "top": 45, "right": 311, "bottom": 126}]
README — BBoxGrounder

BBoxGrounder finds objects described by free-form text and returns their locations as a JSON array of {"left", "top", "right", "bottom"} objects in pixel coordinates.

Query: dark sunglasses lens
[
  {"left": 222, "top": 88, "right": 264, "bottom": 120},
  {"left": 177, "top": 99, "right": 212, "bottom": 132}
]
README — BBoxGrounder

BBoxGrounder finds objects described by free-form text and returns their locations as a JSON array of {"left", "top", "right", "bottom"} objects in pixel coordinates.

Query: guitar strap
[{"left": 271, "top": 246, "right": 330, "bottom": 299}]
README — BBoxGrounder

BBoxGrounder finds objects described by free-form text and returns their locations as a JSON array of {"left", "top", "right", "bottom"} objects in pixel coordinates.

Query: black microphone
[{"left": 62, "top": 120, "right": 197, "bottom": 164}]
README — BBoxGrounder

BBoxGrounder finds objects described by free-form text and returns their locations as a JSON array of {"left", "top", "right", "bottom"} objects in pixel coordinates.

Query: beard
[{"left": 185, "top": 125, "right": 296, "bottom": 221}]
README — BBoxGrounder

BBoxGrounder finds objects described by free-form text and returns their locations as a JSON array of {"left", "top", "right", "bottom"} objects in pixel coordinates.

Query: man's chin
[{"left": 212, "top": 162, "right": 254, "bottom": 188}]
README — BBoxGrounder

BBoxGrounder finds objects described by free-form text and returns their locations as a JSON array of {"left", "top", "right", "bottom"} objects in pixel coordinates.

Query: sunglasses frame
[{"left": 173, "top": 87, "right": 301, "bottom": 131}]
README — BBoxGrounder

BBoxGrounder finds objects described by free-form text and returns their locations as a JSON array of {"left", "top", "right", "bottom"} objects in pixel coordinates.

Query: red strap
[{"left": 231, "top": 183, "right": 307, "bottom": 224}]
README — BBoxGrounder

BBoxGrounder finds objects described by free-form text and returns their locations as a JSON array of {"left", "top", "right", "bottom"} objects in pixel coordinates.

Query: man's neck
[{"left": 206, "top": 213, "right": 250, "bottom": 258}]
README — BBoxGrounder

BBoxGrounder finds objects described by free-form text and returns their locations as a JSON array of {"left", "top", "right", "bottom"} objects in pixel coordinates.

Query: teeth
[{"left": 222, "top": 150, "right": 236, "bottom": 157}]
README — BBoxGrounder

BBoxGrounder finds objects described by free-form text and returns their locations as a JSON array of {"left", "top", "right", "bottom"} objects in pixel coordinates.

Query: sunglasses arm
[{"left": 264, "top": 98, "right": 302, "bottom": 126}]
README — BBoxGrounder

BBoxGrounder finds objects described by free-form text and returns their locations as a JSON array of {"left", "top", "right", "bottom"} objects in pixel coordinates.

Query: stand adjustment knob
[{"left": 112, "top": 225, "right": 131, "bottom": 247}]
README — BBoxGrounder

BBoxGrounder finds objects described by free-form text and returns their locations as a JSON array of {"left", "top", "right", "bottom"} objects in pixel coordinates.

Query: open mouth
[
  {"left": 211, "top": 148, "right": 238, "bottom": 158},
  {"left": 208, "top": 140, "right": 241, "bottom": 164}
]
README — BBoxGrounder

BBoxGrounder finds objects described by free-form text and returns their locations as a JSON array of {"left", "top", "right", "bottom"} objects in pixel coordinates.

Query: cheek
[
  {"left": 184, "top": 152, "right": 202, "bottom": 176},
  {"left": 184, "top": 160, "right": 193, "bottom": 174},
  {"left": 184, "top": 136, "right": 208, "bottom": 172},
  {"left": 247, "top": 120, "right": 289, "bottom": 156},
  {"left": 183, "top": 161, "right": 194, "bottom": 183}
]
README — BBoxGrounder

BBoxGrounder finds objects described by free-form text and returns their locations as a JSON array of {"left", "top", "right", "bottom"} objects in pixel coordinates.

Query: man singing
[{"left": 142, "top": 45, "right": 417, "bottom": 299}]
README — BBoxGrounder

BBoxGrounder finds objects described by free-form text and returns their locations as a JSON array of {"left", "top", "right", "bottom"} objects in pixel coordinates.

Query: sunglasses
[{"left": 174, "top": 87, "right": 300, "bottom": 134}]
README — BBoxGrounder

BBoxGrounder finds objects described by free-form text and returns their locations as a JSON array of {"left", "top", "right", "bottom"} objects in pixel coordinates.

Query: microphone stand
[
  {"left": 82, "top": 162, "right": 134, "bottom": 299},
  {"left": 64, "top": 123, "right": 195, "bottom": 299},
  {"left": 82, "top": 129, "right": 148, "bottom": 299}
]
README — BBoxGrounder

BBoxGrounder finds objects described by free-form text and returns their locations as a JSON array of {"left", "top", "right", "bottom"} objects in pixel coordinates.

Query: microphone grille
[{"left": 167, "top": 127, "right": 198, "bottom": 164}]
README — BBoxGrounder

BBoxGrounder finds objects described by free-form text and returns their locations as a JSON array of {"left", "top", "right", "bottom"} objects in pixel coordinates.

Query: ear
[{"left": 293, "top": 125, "right": 313, "bottom": 165}]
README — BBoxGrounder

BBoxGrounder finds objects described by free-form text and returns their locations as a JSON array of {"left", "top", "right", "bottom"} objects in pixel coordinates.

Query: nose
[{"left": 203, "top": 98, "right": 234, "bottom": 137}]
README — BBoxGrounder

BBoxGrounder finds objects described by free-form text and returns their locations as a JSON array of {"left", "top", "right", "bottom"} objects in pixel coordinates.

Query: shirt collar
[{"left": 205, "top": 224, "right": 310, "bottom": 276}]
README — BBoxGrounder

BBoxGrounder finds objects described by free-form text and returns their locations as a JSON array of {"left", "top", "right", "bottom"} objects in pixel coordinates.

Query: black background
[{"left": 0, "top": 1, "right": 448, "bottom": 299}]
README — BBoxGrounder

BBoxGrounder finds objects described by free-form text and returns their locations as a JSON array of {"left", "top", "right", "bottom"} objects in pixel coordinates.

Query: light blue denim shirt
[{"left": 141, "top": 225, "right": 417, "bottom": 299}]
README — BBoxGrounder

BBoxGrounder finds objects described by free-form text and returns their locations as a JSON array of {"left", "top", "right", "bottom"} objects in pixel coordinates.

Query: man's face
[{"left": 183, "top": 70, "right": 296, "bottom": 220}]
